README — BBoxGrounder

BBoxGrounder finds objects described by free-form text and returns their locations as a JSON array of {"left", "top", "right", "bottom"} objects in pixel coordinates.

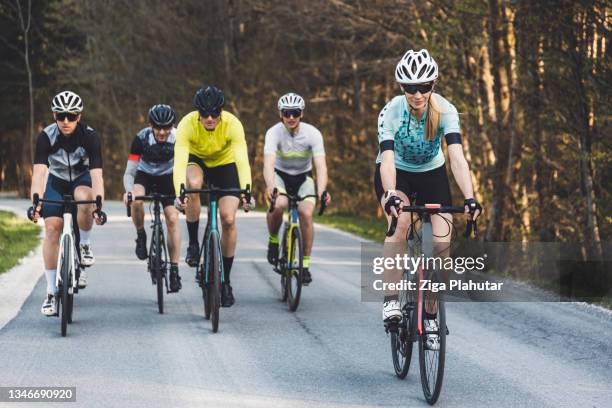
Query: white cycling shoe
[
  {"left": 78, "top": 270, "right": 88, "bottom": 289},
  {"left": 41, "top": 294, "right": 57, "bottom": 316},
  {"left": 382, "top": 300, "right": 402, "bottom": 322},
  {"left": 424, "top": 319, "right": 441, "bottom": 351},
  {"left": 80, "top": 244, "right": 95, "bottom": 267}
]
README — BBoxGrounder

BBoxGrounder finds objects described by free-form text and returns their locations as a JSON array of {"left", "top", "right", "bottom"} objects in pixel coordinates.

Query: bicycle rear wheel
[
  {"left": 418, "top": 295, "right": 446, "bottom": 405},
  {"left": 60, "top": 235, "right": 71, "bottom": 337},
  {"left": 286, "top": 227, "right": 303, "bottom": 312},
  {"left": 208, "top": 232, "right": 222, "bottom": 332}
]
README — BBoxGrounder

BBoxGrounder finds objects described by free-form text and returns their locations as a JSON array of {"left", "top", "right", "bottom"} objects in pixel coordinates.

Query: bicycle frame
[{"left": 284, "top": 204, "right": 300, "bottom": 269}]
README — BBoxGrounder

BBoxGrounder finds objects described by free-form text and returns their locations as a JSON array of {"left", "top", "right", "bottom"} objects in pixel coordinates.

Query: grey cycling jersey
[
  {"left": 263, "top": 122, "right": 325, "bottom": 175},
  {"left": 128, "top": 127, "right": 176, "bottom": 176},
  {"left": 34, "top": 122, "right": 102, "bottom": 182}
]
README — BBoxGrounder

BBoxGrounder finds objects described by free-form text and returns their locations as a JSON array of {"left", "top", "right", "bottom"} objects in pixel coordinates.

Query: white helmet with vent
[
  {"left": 51, "top": 91, "right": 83, "bottom": 113},
  {"left": 395, "top": 49, "right": 439, "bottom": 84},
  {"left": 278, "top": 93, "right": 305, "bottom": 110}
]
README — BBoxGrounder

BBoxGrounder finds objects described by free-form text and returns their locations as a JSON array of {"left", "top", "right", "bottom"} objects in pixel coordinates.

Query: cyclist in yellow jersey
[{"left": 174, "top": 86, "right": 253, "bottom": 307}]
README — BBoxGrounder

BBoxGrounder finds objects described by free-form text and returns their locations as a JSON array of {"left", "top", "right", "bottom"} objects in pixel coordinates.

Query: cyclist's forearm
[
  {"left": 173, "top": 144, "right": 189, "bottom": 193},
  {"left": 90, "top": 169, "right": 104, "bottom": 200},
  {"left": 313, "top": 156, "right": 328, "bottom": 193},
  {"left": 123, "top": 160, "right": 138, "bottom": 192},
  {"left": 380, "top": 151, "right": 396, "bottom": 192},
  {"left": 449, "top": 150, "right": 474, "bottom": 199},
  {"left": 263, "top": 154, "right": 276, "bottom": 189},
  {"left": 30, "top": 164, "right": 47, "bottom": 200}
]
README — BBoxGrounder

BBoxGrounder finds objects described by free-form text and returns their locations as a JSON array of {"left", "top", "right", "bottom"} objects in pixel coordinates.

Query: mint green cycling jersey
[{"left": 376, "top": 93, "right": 460, "bottom": 172}]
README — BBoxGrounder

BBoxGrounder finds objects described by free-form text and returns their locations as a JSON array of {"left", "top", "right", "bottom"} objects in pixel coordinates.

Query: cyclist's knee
[
  {"left": 298, "top": 204, "right": 314, "bottom": 219},
  {"left": 186, "top": 173, "right": 202, "bottom": 189},
  {"left": 220, "top": 212, "right": 236, "bottom": 229},
  {"left": 165, "top": 209, "right": 179, "bottom": 227},
  {"left": 73, "top": 186, "right": 92, "bottom": 201},
  {"left": 44, "top": 219, "right": 62, "bottom": 240}
]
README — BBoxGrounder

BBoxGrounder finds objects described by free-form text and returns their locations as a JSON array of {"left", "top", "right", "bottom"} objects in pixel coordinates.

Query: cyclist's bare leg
[
  {"left": 297, "top": 201, "right": 315, "bottom": 256},
  {"left": 381, "top": 190, "right": 411, "bottom": 299},
  {"left": 266, "top": 195, "right": 288, "bottom": 235},
  {"left": 74, "top": 185, "right": 94, "bottom": 232},
  {"left": 425, "top": 213, "right": 453, "bottom": 315},
  {"left": 130, "top": 184, "right": 146, "bottom": 230},
  {"left": 163, "top": 205, "right": 180, "bottom": 263},
  {"left": 218, "top": 195, "right": 239, "bottom": 257},
  {"left": 185, "top": 164, "right": 203, "bottom": 223},
  {"left": 43, "top": 217, "right": 62, "bottom": 270}
]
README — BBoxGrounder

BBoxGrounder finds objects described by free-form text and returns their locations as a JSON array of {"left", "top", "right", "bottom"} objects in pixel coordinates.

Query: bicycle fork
[{"left": 56, "top": 213, "right": 76, "bottom": 294}]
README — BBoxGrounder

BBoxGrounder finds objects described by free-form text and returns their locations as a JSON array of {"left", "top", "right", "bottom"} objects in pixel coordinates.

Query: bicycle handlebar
[
  {"left": 28, "top": 193, "right": 106, "bottom": 224},
  {"left": 386, "top": 204, "right": 478, "bottom": 239},
  {"left": 126, "top": 192, "right": 176, "bottom": 217},
  {"left": 268, "top": 188, "right": 328, "bottom": 216},
  {"left": 179, "top": 183, "right": 252, "bottom": 211}
]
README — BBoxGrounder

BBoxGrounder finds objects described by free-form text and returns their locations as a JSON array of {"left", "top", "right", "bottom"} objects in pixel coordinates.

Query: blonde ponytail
[{"left": 426, "top": 93, "right": 441, "bottom": 141}]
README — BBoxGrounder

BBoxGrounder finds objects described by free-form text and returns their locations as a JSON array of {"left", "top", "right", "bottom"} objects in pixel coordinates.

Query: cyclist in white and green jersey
[
  {"left": 376, "top": 49, "right": 482, "bottom": 346},
  {"left": 263, "top": 93, "right": 331, "bottom": 285}
]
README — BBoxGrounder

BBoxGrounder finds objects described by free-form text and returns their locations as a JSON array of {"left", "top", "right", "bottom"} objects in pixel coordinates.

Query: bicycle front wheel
[
  {"left": 152, "top": 225, "right": 164, "bottom": 314},
  {"left": 279, "top": 226, "right": 288, "bottom": 302},
  {"left": 208, "top": 232, "right": 222, "bottom": 333},
  {"left": 286, "top": 226, "right": 303, "bottom": 312},
  {"left": 60, "top": 235, "right": 71, "bottom": 337},
  {"left": 418, "top": 296, "right": 446, "bottom": 405},
  {"left": 391, "top": 278, "right": 416, "bottom": 378}
]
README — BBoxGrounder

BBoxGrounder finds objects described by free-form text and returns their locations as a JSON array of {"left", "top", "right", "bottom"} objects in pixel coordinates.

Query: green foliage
[
  {"left": 316, "top": 212, "right": 387, "bottom": 243},
  {"left": 0, "top": 0, "right": 608, "bottom": 245},
  {"left": 0, "top": 210, "right": 40, "bottom": 274}
]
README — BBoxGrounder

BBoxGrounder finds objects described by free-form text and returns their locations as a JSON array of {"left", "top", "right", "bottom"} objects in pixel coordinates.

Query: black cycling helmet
[
  {"left": 193, "top": 86, "right": 225, "bottom": 113},
  {"left": 148, "top": 104, "right": 176, "bottom": 127}
]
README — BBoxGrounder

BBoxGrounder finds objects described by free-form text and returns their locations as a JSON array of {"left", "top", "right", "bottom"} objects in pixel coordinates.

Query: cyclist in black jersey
[
  {"left": 123, "top": 104, "right": 182, "bottom": 293},
  {"left": 29, "top": 91, "right": 105, "bottom": 316}
]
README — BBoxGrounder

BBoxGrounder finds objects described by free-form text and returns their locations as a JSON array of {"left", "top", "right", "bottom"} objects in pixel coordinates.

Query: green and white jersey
[
  {"left": 376, "top": 93, "right": 461, "bottom": 172},
  {"left": 264, "top": 122, "right": 325, "bottom": 175}
]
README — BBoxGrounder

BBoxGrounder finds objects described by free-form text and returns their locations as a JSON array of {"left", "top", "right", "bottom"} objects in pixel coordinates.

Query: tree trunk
[{"left": 16, "top": 0, "right": 34, "bottom": 197}]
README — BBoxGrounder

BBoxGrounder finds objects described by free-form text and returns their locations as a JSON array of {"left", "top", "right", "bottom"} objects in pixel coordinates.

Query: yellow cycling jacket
[{"left": 173, "top": 110, "right": 252, "bottom": 194}]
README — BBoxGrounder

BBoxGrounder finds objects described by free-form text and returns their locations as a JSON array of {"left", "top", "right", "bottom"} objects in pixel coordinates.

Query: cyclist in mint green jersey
[{"left": 376, "top": 50, "right": 482, "bottom": 335}]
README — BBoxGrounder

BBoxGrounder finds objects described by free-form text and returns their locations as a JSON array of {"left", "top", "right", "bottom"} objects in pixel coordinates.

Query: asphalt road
[{"left": 0, "top": 200, "right": 610, "bottom": 407}]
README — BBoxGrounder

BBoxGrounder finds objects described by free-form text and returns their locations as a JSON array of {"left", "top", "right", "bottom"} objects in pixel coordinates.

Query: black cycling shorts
[
  {"left": 187, "top": 155, "right": 240, "bottom": 198},
  {"left": 374, "top": 163, "right": 452, "bottom": 206},
  {"left": 134, "top": 171, "right": 175, "bottom": 208},
  {"left": 42, "top": 173, "right": 92, "bottom": 219}
]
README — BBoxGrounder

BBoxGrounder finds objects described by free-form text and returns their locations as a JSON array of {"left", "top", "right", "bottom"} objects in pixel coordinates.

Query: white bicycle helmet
[
  {"left": 395, "top": 49, "right": 439, "bottom": 84},
  {"left": 278, "top": 93, "right": 305, "bottom": 111},
  {"left": 51, "top": 91, "right": 83, "bottom": 113}
]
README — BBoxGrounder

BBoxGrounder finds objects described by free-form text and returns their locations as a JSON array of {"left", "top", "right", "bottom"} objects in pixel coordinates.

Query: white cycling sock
[
  {"left": 45, "top": 269, "right": 57, "bottom": 294},
  {"left": 80, "top": 228, "right": 91, "bottom": 245}
]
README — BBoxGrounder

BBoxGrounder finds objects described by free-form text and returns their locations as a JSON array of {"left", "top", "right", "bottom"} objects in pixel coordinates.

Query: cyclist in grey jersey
[
  {"left": 263, "top": 93, "right": 331, "bottom": 284},
  {"left": 29, "top": 91, "right": 105, "bottom": 316},
  {"left": 123, "top": 104, "right": 182, "bottom": 292}
]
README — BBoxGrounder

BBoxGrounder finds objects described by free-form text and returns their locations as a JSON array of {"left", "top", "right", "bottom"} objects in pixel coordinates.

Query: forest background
[{"left": 0, "top": 0, "right": 609, "bottom": 261}]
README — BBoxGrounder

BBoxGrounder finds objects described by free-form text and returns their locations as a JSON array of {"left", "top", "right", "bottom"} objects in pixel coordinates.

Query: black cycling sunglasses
[
  {"left": 199, "top": 108, "right": 222, "bottom": 119},
  {"left": 152, "top": 124, "right": 173, "bottom": 131},
  {"left": 281, "top": 109, "right": 302, "bottom": 118},
  {"left": 401, "top": 82, "right": 434, "bottom": 95},
  {"left": 55, "top": 112, "right": 79, "bottom": 122}
]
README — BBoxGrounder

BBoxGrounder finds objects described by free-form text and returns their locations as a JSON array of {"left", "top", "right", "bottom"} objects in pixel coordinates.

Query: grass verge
[
  {"left": 0, "top": 210, "right": 41, "bottom": 274},
  {"left": 315, "top": 212, "right": 386, "bottom": 242}
]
